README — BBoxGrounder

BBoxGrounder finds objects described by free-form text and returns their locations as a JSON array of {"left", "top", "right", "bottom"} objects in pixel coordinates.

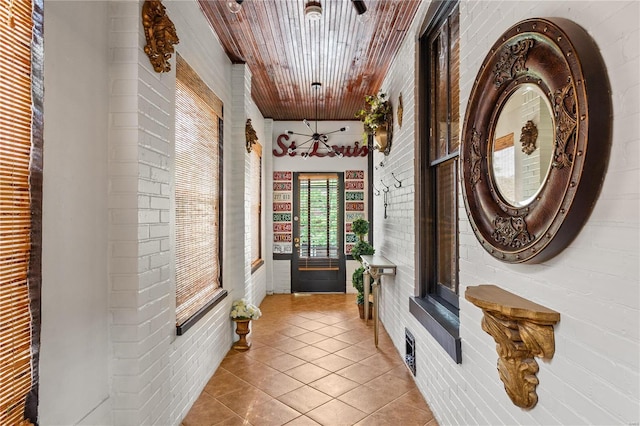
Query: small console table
[{"left": 360, "top": 255, "right": 396, "bottom": 347}]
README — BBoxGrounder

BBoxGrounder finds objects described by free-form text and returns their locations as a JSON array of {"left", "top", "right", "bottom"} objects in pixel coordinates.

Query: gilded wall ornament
[
  {"left": 142, "top": 0, "right": 179, "bottom": 73},
  {"left": 465, "top": 285, "right": 560, "bottom": 410},
  {"left": 246, "top": 119, "right": 258, "bottom": 153},
  {"left": 520, "top": 120, "right": 538, "bottom": 155}
]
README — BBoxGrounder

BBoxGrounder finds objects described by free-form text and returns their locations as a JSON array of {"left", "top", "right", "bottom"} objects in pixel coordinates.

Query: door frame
[{"left": 291, "top": 172, "right": 346, "bottom": 293}]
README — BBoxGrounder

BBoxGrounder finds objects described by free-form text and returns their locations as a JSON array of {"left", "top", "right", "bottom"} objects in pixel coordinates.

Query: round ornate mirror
[{"left": 460, "top": 18, "right": 611, "bottom": 263}]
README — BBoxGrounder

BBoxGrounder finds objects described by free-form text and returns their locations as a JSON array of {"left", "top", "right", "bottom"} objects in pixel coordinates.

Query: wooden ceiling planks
[{"left": 198, "top": 0, "right": 421, "bottom": 121}]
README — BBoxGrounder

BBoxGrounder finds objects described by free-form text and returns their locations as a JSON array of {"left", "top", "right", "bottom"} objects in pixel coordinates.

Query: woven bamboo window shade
[
  {"left": 1, "top": 0, "right": 36, "bottom": 424},
  {"left": 250, "top": 143, "right": 262, "bottom": 267},
  {"left": 175, "top": 55, "right": 224, "bottom": 331}
]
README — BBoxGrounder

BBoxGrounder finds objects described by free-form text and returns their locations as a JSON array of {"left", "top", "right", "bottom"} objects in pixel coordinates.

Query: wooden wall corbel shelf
[{"left": 465, "top": 285, "right": 560, "bottom": 409}]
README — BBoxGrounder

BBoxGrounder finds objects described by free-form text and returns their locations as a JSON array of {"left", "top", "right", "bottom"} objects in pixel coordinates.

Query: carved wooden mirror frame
[{"left": 460, "top": 18, "right": 611, "bottom": 263}]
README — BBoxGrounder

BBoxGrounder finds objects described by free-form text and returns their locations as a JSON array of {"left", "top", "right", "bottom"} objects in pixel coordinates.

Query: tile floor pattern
[{"left": 183, "top": 294, "right": 438, "bottom": 426}]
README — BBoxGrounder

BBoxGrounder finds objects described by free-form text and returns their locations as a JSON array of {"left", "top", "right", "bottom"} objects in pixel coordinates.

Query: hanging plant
[{"left": 355, "top": 92, "right": 392, "bottom": 135}]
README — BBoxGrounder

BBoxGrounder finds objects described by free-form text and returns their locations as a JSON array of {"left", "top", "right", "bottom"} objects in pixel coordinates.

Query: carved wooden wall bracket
[
  {"left": 246, "top": 119, "right": 258, "bottom": 153},
  {"left": 465, "top": 285, "right": 560, "bottom": 409},
  {"left": 142, "top": 0, "right": 179, "bottom": 73}
]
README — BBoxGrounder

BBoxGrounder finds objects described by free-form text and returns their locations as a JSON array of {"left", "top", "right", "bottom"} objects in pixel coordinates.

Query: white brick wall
[
  {"left": 107, "top": 1, "right": 267, "bottom": 424},
  {"left": 375, "top": 1, "right": 639, "bottom": 425}
]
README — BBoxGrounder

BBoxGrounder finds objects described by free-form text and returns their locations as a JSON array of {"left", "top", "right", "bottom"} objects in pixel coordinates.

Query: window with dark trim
[
  {"left": 175, "top": 54, "right": 226, "bottom": 335},
  {"left": 250, "top": 141, "right": 263, "bottom": 271},
  {"left": 411, "top": 1, "right": 462, "bottom": 363}
]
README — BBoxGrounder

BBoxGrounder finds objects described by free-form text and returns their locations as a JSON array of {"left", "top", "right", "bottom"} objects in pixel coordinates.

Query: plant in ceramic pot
[
  {"left": 355, "top": 92, "right": 392, "bottom": 152},
  {"left": 230, "top": 299, "right": 261, "bottom": 351},
  {"left": 350, "top": 219, "right": 375, "bottom": 319}
]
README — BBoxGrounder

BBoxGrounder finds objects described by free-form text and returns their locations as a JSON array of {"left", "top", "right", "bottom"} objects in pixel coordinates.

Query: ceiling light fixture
[
  {"left": 304, "top": 1, "right": 322, "bottom": 21},
  {"left": 227, "top": 0, "right": 243, "bottom": 14},
  {"left": 285, "top": 82, "right": 348, "bottom": 159},
  {"left": 351, "top": 0, "right": 367, "bottom": 15}
]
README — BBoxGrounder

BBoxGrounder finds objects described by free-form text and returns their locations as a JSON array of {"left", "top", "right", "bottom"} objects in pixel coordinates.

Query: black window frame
[{"left": 410, "top": 0, "right": 462, "bottom": 364}]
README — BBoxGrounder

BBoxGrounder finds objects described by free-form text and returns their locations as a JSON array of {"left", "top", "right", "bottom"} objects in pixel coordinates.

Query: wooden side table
[{"left": 360, "top": 255, "right": 396, "bottom": 347}]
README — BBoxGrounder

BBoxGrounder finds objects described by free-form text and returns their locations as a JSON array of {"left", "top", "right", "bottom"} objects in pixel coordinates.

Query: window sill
[
  {"left": 251, "top": 259, "right": 264, "bottom": 273},
  {"left": 409, "top": 296, "right": 461, "bottom": 363},
  {"left": 176, "top": 289, "right": 228, "bottom": 336}
]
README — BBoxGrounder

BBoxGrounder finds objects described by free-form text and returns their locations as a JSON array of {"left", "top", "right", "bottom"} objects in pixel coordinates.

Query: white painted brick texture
[
  {"left": 374, "top": 1, "right": 640, "bottom": 425},
  {"left": 108, "top": 1, "right": 266, "bottom": 424}
]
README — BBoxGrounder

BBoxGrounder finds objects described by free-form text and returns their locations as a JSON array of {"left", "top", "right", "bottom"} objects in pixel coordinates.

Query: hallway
[{"left": 182, "top": 294, "right": 438, "bottom": 425}]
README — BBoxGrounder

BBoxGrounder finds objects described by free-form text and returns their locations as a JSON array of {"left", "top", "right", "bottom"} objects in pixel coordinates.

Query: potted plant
[
  {"left": 230, "top": 299, "right": 262, "bottom": 351},
  {"left": 355, "top": 92, "right": 392, "bottom": 153},
  {"left": 350, "top": 219, "right": 375, "bottom": 319}
]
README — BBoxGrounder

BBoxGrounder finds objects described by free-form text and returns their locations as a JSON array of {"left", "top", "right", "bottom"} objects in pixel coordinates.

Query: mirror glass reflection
[{"left": 492, "top": 84, "right": 554, "bottom": 206}]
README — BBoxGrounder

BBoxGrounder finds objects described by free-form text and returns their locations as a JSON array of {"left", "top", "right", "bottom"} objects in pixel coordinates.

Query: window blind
[
  {"left": 175, "top": 55, "right": 224, "bottom": 331},
  {"left": 250, "top": 142, "right": 262, "bottom": 267},
  {"left": 1, "top": 0, "right": 36, "bottom": 423},
  {"left": 298, "top": 174, "right": 339, "bottom": 269}
]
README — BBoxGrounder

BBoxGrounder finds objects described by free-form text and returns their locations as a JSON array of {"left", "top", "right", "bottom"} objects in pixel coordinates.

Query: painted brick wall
[
  {"left": 374, "top": 1, "right": 639, "bottom": 425},
  {"left": 107, "top": 1, "right": 266, "bottom": 424}
]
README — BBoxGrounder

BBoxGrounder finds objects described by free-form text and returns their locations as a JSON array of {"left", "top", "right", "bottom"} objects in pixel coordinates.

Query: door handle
[{"left": 294, "top": 238, "right": 300, "bottom": 243}]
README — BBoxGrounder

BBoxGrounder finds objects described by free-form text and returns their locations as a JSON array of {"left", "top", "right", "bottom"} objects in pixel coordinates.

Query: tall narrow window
[
  {"left": 411, "top": 2, "right": 461, "bottom": 363},
  {"left": 250, "top": 142, "right": 263, "bottom": 270},
  {"left": 175, "top": 54, "right": 226, "bottom": 334},
  {"left": 298, "top": 174, "right": 340, "bottom": 266},
  {"left": 1, "top": 0, "right": 42, "bottom": 422}
]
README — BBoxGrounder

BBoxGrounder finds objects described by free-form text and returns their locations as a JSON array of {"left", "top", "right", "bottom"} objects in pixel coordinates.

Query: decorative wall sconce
[
  {"left": 465, "top": 285, "right": 560, "bottom": 409},
  {"left": 520, "top": 120, "right": 538, "bottom": 155},
  {"left": 142, "top": 0, "right": 179, "bottom": 73},
  {"left": 246, "top": 119, "right": 258, "bottom": 153}
]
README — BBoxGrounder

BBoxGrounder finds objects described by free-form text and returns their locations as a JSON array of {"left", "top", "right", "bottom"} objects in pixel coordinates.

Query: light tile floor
[{"left": 183, "top": 294, "right": 438, "bottom": 426}]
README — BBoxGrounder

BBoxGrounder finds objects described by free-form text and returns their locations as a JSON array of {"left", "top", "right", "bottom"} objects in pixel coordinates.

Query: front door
[{"left": 291, "top": 172, "right": 346, "bottom": 292}]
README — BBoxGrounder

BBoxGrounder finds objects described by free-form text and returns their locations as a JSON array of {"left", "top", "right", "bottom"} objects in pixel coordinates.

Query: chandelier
[{"left": 285, "top": 82, "right": 349, "bottom": 158}]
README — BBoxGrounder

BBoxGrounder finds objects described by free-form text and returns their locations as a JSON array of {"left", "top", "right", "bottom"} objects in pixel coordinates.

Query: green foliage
[
  {"left": 352, "top": 266, "right": 374, "bottom": 305},
  {"left": 355, "top": 92, "right": 392, "bottom": 135},
  {"left": 351, "top": 218, "right": 369, "bottom": 238},
  {"left": 350, "top": 240, "right": 375, "bottom": 263}
]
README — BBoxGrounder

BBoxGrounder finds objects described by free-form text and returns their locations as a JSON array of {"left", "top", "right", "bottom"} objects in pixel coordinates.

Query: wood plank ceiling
[{"left": 198, "top": 0, "right": 421, "bottom": 121}]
